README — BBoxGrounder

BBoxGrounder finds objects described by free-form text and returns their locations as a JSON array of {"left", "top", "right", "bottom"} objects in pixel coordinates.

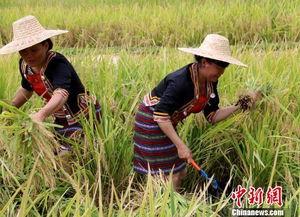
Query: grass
[
  {"left": 0, "top": 0, "right": 299, "bottom": 216},
  {"left": 0, "top": 0, "right": 299, "bottom": 47},
  {"left": 0, "top": 44, "right": 299, "bottom": 216}
]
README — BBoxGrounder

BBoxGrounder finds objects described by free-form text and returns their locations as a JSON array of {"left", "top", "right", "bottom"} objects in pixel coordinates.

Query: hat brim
[
  {"left": 0, "top": 30, "right": 68, "bottom": 55},
  {"left": 178, "top": 47, "right": 248, "bottom": 68}
]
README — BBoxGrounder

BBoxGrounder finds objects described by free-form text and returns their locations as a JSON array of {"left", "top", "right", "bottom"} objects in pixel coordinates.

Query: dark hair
[
  {"left": 194, "top": 55, "right": 204, "bottom": 62},
  {"left": 41, "top": 39, "right": 53, "bottom": 51},
  {"left": 194, "top": 55, "right": 229, "bottom": 68}
]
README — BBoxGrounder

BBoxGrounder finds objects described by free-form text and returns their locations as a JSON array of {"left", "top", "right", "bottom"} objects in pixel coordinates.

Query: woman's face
[
  {"left": 200, "top": 59, "right": 227, "bottom": 82},
  {"left": 19, "top": 42, "right": 49, "bottom": 68}
]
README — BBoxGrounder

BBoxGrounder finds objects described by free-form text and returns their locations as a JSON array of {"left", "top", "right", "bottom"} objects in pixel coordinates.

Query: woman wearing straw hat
[
  {"left": 133, "top": 34, "right": 257, "bottom": 190},
  {"left": 0, "top": 15, "right": 101, "bottom": 154}
]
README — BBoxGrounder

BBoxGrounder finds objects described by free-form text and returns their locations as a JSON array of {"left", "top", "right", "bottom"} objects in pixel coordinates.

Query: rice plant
[
  {"left": 0, "top": 0, "right": 299, "bottom": 47},
  {"left": 0, "top": 0, "right": 299, "bottom": 216}
]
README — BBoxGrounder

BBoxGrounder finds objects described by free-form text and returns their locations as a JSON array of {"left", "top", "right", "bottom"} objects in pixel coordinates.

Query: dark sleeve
[
  {"left": 19, "top": 59, "right": 34, "bottom": 91},
  {"left": 203, "top": 81, "right": 220, "bottom": 123},
  {"left": 48, "top": 61, "right": 72, "bottom": 93},
  {"left": 153, "top": 80, "right": 181, "bottom": 121},
  {"left": 21, "top": 75, "right": 34, "bottom": 91}
]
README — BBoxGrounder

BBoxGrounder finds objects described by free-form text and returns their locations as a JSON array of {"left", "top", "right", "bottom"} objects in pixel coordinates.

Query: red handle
[{"left": 190, "top": 159, "right": 201, "bottom": 171}]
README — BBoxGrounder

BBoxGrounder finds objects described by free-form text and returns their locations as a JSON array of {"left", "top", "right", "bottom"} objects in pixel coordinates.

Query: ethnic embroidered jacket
[
  {"left": 143, "top": 63, "right": 219, "bottom": 125},
  {"left": 19, "top": 51, "right": 96, "bottom": 125}
]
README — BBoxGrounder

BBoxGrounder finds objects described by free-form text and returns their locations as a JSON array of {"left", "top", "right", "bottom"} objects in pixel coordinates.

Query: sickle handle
[{"left": 190, "top": 159, "right": 201, "bottom": 171}]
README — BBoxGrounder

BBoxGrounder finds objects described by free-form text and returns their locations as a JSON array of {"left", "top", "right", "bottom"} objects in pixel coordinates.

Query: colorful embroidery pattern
[
  {"left": 143, "top": 63, "right": 214, "bottom": 125},
  {"left": 21, "top": 51, "right": 99, "bottom": 126}
]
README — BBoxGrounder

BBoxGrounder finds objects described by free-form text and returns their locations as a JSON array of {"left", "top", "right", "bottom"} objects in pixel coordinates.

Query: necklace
[{"left": 210, "top": 92, "right": 216, "bottom": 98}]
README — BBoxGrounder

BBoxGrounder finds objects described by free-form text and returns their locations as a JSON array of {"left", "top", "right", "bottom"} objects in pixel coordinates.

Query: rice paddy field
[{"left": 0, "top": 0, "right": 299, "bottom": 216}]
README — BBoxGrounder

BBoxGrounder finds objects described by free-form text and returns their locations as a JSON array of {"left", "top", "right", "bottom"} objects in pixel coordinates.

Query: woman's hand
[
  {"left": 157, "top": 121, "right": 193, "bottom": 163},
  {"left": 31, "top": 91, "right": 68, "bottom": 122},
  {"left": 235, "top": 90, "right": 263, "bottom": 111},
  {"left": 177, "top": 144, "right": 193, "bottom": 163},
  {"left": 30, "top": 111, "right": 47, "bottom": 122}
]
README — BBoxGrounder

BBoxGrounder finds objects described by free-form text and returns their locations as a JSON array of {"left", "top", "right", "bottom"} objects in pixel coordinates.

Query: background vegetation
[
  {"left": 0, "top": 0, "right": 299, "bottom": 216},
  {"left": 0, "top": 0, "right": 299, "bottom": 47}
]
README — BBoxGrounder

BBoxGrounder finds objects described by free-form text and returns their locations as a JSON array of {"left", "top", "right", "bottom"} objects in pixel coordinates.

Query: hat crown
[
  {"left": 12, "top": 15, "right": 45, "bottom": 41},
  {"left": 177, "top": 34, "right": 248, "bottom": 67},
  {"left": 199, "top": 34, "right": 231, "bottom": 56}
]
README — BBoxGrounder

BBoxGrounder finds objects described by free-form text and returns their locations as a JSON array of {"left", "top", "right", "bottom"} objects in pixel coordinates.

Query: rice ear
[{"left": 0, "top": 100, "right": 61, "bottom": 188}]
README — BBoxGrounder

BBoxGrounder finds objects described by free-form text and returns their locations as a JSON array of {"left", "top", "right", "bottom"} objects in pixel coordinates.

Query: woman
[
  {"left": 0, "top": 15, "right": 101, "bottom": 153},
  {"left": 133, "top": 34, "right": 250, "bottom": 190}
]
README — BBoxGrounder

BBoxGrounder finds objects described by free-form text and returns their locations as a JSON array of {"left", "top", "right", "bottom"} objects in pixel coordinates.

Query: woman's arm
[
  {"left": 157, "top": 121, "right": 193, "bottom": 163},
  {"left": 11, "top": 87, "right": 33, "bottom": 108},
  {"left": 31, "top": 91, "right": 68, "bottom": 122},
  {"left": 211, "top": 104, "right": 241, "bottom": 124}
]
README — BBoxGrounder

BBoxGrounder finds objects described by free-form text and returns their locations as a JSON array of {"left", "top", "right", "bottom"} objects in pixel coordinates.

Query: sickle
[{"left": 190, "top": 159, "right": 219, "bottom": 190}]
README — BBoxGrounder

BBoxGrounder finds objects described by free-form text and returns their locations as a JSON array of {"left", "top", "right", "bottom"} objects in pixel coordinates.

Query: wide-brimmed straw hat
[
  {"left": 0, "top": 15, "right": 68, "bottom": 55},
  {"left": 178, "top": 34, "right": 248, "bottom": 67}
]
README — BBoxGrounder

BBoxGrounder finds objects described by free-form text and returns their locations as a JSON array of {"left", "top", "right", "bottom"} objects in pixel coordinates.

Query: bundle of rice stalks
[
  {"left": 0, "top": 101, "right": 61, "bottom": 188},
  {"left": 244, "top": 79, "right": 273, "bottom": 97}
]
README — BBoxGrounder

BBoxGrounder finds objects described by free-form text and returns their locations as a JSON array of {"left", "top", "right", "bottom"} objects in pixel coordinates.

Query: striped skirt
[
  {"left": 133, "top": 102, "right": 185, "bottom": 175},
  {"left": 54, "top": 101, "right": 101, "bottom": 151}
]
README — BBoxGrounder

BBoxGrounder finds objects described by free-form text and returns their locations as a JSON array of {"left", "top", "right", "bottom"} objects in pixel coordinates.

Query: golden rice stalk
[{"left": 0, "top": 101, "right": 61, "bottom": 188}]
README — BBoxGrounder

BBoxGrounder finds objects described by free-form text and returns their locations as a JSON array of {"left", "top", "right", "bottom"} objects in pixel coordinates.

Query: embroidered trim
[
  {"left": 143, "top": 92, "right": 160, "bottom": 107},
  {"left": 76, "top": 93, "right": 95, "bottom": 114},
  {"left": 153, "top": 111, "right": 169, "bottom": 116},
  {"left": 53, "top": 88, "right": 69, "bottom": 99},
  {"left": 153, "top": 115, "right": 171, "bottom": 122},
  {"left": 170, "top": 63, "right": 211, "bottom": 124},
  {"left": 21, "top": 61, "right": 27, "bottom": 76},
  {"left": 153, "top": 110, "right": 170, "bottom": 122}
]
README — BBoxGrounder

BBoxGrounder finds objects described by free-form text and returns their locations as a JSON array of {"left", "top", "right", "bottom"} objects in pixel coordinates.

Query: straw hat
[
  {"left": 0, "top": 15, "right": 68, "bottom": 55},
  {"left": 178, "top": 34, "right": 248, "bottom": 67}
]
